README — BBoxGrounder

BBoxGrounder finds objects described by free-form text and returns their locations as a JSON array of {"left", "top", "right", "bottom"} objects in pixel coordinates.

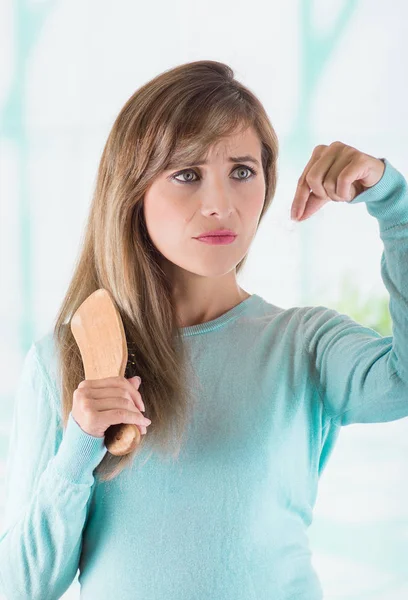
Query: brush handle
[{"left": 70, "top": 289, "right": 141, "bottom": 456}]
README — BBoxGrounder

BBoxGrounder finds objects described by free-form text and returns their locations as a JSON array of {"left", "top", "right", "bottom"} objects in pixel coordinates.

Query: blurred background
[{"left": 1, "top": 0, "right": 407, "bottom": 598}]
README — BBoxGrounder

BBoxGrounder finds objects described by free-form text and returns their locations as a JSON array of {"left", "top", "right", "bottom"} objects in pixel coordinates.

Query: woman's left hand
[{"left": 291, "top": 141, "right": 386, "bottom": 221}]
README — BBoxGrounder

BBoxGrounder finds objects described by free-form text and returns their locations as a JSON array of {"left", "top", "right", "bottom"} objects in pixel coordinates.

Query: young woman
[{"left": 1, "top": 59, "right": 407, "bottom": 600}]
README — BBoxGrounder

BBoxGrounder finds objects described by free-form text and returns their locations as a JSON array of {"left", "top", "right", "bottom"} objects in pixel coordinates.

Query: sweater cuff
[
  {"left": 348, "top": 158, "right": 408, "bottom": 232},
  {"left": 50, "top": 412, "right": 107, "bottom": 484}
]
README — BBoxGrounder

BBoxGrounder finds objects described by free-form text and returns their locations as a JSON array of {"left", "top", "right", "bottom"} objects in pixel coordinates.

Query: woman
[{"left": 1, "top": 59, "right": 407, "bottom": 600}]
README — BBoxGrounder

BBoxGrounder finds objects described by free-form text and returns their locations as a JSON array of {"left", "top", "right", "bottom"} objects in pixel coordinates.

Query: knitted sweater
[{"left": 1, "top": 157, "right": 407, "bottom": 599}]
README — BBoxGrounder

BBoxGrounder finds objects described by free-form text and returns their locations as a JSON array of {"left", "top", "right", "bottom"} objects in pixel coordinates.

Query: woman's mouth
[{"left": 195, "top": 235, "right": 237, "bottom": 245}]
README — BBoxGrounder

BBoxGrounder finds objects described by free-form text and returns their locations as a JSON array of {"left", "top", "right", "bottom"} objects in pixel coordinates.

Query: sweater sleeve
[
  {"left": 0, "top": 342, "right": 108, "bottom": 600},
  {"left": 301, "top": 157, "right": 408, "bottom": 427}
]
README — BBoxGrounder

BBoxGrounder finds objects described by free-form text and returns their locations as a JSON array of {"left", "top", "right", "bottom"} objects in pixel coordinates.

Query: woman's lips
[{"left": 195, "top": 235, "right": 237, "bottom": 245}]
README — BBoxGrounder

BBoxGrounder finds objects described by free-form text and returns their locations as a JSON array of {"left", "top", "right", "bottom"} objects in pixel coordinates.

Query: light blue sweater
[{"left": 1, "top": 157, "right": 408, "bottom": 600}]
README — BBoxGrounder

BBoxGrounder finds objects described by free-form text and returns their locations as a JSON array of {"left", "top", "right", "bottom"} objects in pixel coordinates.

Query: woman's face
[{"left": 143, "top": 126, "right": 266, "bottom": 281}]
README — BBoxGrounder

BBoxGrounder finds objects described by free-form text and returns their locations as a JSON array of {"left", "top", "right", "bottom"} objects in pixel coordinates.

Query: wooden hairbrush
[{"left": 70, "top": 288, "right": 141, "bottom": 456}]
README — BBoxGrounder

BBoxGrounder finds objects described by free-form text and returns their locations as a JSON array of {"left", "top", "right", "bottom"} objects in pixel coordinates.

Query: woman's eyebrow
[{"left": 179, "top": 155, "right": 261, "bottom": 168}]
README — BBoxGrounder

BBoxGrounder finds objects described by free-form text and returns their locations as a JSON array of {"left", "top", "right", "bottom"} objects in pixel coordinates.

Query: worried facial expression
[{"left": 143, "top": 126, "right": 266, "bottom": 280}]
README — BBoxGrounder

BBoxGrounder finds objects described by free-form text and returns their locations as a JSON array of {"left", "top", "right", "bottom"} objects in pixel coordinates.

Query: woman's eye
[
  {"left": 171, "top": 165, "right": 256, "bottom": 184},
  {"left": 172, "top": 169, "right": 198, "bottom": 183}
]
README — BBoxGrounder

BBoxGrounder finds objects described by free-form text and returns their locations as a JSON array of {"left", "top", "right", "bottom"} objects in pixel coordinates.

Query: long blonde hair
[{"left": 52, "top": 60, "right": 279, "bottom": 482}]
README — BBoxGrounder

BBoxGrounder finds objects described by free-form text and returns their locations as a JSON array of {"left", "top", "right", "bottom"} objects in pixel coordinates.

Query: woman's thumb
[{"left": 129, "top": 376, "right": 145, "bottom": 412}]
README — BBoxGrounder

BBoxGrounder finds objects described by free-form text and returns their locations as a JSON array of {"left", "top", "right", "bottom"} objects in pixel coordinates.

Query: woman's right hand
[{"left": 71, "top": 375, "right": 151, "bottom": 438}]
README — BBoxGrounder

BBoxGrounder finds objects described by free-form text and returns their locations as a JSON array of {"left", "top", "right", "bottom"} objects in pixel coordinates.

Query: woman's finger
[{"left": 291, "top": 145, "right": 327, "bottom": 220}]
